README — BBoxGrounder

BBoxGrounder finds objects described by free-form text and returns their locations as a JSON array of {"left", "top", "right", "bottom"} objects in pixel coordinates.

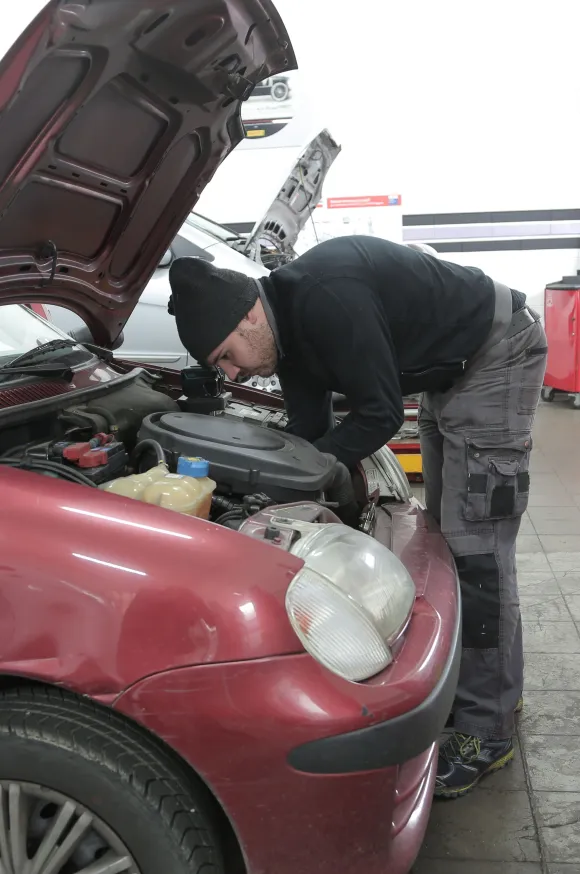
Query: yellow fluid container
[
  {"left": 101, "top": 456, "right": 216, "bottom": 520},
  {"left": 141, "top": 472, "right": 216, "bottom": 519},
  {"left": 100, "top": 461, "right": 169, "bottom": 499}
]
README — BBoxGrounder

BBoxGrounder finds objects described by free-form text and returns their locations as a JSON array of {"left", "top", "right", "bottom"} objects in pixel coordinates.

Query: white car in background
[{"left": 47, "top": 129, "right": 341, "bottom": 391}]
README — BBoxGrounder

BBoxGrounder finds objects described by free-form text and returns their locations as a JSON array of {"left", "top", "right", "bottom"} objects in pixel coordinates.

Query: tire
[
  {"left": 271, "top": 81, "right": 289, "bottom": 101},
  {"left": 0, "top": 686, "right": 224, "bottom": 874}
]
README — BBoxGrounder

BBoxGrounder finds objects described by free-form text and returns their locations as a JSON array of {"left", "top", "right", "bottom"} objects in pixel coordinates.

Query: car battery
[
  {"left": 50, "top": 433, "right": 128, "bottom": 484},
  {"left": 543, "top": 271, "right": 580, "bottom": 408}
]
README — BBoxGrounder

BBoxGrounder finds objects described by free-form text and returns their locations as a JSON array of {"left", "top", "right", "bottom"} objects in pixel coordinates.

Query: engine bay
[{"left": 0, "top": 365, "right": 376, "bottom": 535}]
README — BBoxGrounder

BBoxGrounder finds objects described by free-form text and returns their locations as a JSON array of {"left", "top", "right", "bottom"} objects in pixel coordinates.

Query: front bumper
[
  {"left": 114, "top": 503, "right": 460, "bottom": 874},
  {"left": 288, "top": 585, "right": 461, "bottom": 773},
  {"left": 115, "top": 587, "right": 460, "bottom": 874}
]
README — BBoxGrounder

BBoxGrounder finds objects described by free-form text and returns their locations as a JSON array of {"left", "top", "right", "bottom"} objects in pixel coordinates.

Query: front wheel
[{"left": 0, "top": 687, "right": 223, "bottom": 874}]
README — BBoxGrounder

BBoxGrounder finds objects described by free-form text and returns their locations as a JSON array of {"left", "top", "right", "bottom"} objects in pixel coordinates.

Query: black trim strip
[
  {"left": 404, "top": 208, "right": 580, "bottom": 227},
  {"left": 227, "top": 222, "right": 254, "bottom": 234},
  {"left": 222, "top": 224, "right": 580, "bottom": 253},
  {"left": 518, "top": 471, "right": 530, "bottom": 492},
  {"left": 456, "top": 554, "right": 500, "bottom": 649},
  {"left": 468, "top": 473, "right": 488, "bottom": 494},
  {"left": 432, "top": 238, "right": 580, "bottom": 254}
]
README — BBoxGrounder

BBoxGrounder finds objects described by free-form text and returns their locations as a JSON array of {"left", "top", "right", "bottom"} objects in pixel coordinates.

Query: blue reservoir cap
[{"left": 177, "top": 456, "right": 210, "bottom": 478}]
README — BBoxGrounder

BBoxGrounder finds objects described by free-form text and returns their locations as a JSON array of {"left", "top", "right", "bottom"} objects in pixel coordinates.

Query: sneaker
[{"left": 435, "top": 732, "right": 514, "bottom": 799}]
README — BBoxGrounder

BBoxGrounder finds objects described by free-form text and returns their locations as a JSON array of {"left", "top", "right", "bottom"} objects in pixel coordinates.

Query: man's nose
[{"left": 222, "top": 363, "right": 240, "bottom": 381}]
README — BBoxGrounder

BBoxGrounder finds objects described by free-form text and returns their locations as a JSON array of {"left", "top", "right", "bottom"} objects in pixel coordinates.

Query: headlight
[{"left": 286, "top": 524, "right": 415, "bottom": 682}]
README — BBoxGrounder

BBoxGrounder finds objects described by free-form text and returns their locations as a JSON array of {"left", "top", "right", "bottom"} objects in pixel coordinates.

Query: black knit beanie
[{"left": 168, "top": 257, "right": 258, "bottom": 362}]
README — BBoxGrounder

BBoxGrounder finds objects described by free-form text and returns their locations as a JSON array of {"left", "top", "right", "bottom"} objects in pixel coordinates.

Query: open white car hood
[{"left": 241, "top": 128, "right": 340, "bottom": 269}]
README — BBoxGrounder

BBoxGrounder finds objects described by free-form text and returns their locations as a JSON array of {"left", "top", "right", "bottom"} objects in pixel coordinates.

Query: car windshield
[
  {"left": 0, "top": 305, "right": 83, "bottom": 365},
  {"left": 185, "top": 211, "right": 245, "bottom": 244}
]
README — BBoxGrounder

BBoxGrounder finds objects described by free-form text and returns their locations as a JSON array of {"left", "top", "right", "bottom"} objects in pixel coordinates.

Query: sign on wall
[{"left": 296, "top": 194, "right": 403, "bottom": 253}]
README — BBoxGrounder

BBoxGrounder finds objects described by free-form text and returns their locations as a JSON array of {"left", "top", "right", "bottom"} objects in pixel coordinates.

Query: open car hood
[
  {"left": 241, "top": 129, "right": 341, "bottom": 269},
  {"left": 0, "top": 0, "right": 295, "bottom": 347}
]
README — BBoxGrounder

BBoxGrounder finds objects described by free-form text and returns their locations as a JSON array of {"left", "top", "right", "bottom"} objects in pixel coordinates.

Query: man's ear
[{"left": 244, "top": 301, "right": 260, "bottom": 325}]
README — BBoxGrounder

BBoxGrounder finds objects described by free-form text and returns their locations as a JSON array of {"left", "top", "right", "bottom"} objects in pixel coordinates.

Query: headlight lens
[{"left": 286, "top": 524, "right": 415, "bottom": 682}]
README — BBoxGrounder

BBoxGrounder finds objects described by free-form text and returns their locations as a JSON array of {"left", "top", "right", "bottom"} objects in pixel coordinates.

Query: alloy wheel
[{"left": 0, "top": 781, "right": 140, "bottom": 873}]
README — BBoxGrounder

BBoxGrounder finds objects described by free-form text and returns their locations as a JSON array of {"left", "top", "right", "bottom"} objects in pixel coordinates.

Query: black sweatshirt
[{"left": 262, "top": 235, "right": 521, "bottom": 468}]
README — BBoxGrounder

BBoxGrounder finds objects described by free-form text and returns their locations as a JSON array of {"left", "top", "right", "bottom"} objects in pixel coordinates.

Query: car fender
[{"left": 0, "top": 466, "right": 302, "bottom": 696}]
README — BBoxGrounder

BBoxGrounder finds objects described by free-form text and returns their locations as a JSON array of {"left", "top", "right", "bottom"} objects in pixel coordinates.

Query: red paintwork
[
  {"left": 115, "top": 502, "right": 457, "bottom": 874},
  {"left": 0, "top": 0, "right": 295, "bottom": 347},
  {"left": 391, "top": 443, "right": 421, "bottom": 453},
  {"left": 0, "top": 356, "right": 155, "bottom": 415},
  {"left": 0, "top": 2, "right": 458, "bottom": 871},
  {"left": 0, "top": 346, "right": 458, "bottom": 872},
  {"left": 26, "top": 303, "right": 49, "bottom": 319},
  {"left": 0, "top": 347, "right": 457, "bottom": 874},
  {"left": 0, "top": 379, "right": 71, "bottom": 408},
  {"left": 544, "top": 284, "right": 580, "bottom": 392},
  {"left": 0, "top": 464, "right": 304, "bottom": 695}
]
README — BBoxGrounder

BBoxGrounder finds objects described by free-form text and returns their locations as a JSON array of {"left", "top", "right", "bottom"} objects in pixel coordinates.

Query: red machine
[{"left": 543, "top": 271, "right": 580, "bottom": 408}]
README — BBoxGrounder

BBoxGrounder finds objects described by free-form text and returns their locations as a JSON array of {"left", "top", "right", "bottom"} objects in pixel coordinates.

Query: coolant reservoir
[
  {"left": 101, "top": 461, "right": 169, "bottom": 499},
  {"left": 141, "top": 456, "right": 216, "bottom": 519}
]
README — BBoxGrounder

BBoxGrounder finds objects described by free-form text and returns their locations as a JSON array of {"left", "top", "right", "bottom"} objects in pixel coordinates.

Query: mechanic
[{"left": 168, "top": 234, "right": 547, "bottom": 799}]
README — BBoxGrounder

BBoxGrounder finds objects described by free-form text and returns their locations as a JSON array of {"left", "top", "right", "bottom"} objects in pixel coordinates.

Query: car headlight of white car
[{"left": 286, "top": 524, "right": 416, "bottom": 682}]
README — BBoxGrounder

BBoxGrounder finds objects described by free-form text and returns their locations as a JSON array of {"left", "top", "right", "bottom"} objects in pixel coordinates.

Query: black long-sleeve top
[{"left": 262, "top": 235, "right": 503, "bottom": 468}]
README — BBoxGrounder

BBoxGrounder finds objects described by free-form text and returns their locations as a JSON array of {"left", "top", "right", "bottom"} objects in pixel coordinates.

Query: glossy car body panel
[
  {"left": 115, "top": 502, "right": 458, "bottom": 874},
  {"left": 46, "top": 212, "right": 270, "bottom": 370},
  {"left": 0, "top": 7, "right": 459, "bottom": 872},
  {"left": 0, "top": 463, "right": 305, "bottom": 695},
  {"left": 46, "top": 127, "right": 340, "bottom": 376},
  {"left": 0, "top": 0, "right": 295, "bottom": 347},
  {"left": 0, "top": 314, "right": 459, "bottom": 874}
]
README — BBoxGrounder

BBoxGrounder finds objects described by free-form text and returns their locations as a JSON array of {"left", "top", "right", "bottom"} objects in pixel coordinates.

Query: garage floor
[{"left": 412, "top": 398, "right": 580, "bottom": 874}]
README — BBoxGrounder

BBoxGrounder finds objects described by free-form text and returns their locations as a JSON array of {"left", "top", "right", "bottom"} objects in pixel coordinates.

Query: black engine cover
[{"left": 138, "top": 411, "right": 335, "bottom": 502}]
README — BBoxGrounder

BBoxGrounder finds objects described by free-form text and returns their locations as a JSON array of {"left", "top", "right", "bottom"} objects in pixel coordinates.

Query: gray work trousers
[{"left": 419, "top": 311, "right": 548, "bottom": 741}]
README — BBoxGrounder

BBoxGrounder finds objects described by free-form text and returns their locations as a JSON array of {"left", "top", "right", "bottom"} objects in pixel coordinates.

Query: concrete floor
[{"left": 412, "top": 397, "right": 580, "bottom": 874}]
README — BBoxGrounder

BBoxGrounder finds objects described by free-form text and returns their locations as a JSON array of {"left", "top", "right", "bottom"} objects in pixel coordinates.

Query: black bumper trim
[{"left": 287, "top": 577, "right": 462, "bottom": 774}]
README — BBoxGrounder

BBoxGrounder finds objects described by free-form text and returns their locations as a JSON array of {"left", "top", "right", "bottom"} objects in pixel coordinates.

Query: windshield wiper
[
  {"left": 6, "top": 338, "right": 78, "bottom": 368},
  {"left": 0, "top": 339, "right": 78, "bottom": 381},
  {"left": 0, "top": 363, "right": 73, "bottom": 382}
]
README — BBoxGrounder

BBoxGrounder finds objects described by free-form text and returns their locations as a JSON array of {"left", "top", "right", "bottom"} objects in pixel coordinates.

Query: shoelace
[{"left": 441, "top": 732, "right": 482, "bottom": 763}]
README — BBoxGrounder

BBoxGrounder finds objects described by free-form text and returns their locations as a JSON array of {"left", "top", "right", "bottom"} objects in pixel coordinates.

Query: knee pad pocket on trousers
[{"left": 455, "top": 553, "right": 500, "bottom": 649}]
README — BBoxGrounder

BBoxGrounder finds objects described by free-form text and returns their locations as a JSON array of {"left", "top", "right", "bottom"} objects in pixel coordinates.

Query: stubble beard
[{"left": 237, "top": 322, "right": 278, "bottom": 379}]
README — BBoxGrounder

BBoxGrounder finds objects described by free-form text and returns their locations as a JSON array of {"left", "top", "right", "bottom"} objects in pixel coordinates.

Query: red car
[{"left": 0, "top": 3, "right": 460, "bottom": 874}]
